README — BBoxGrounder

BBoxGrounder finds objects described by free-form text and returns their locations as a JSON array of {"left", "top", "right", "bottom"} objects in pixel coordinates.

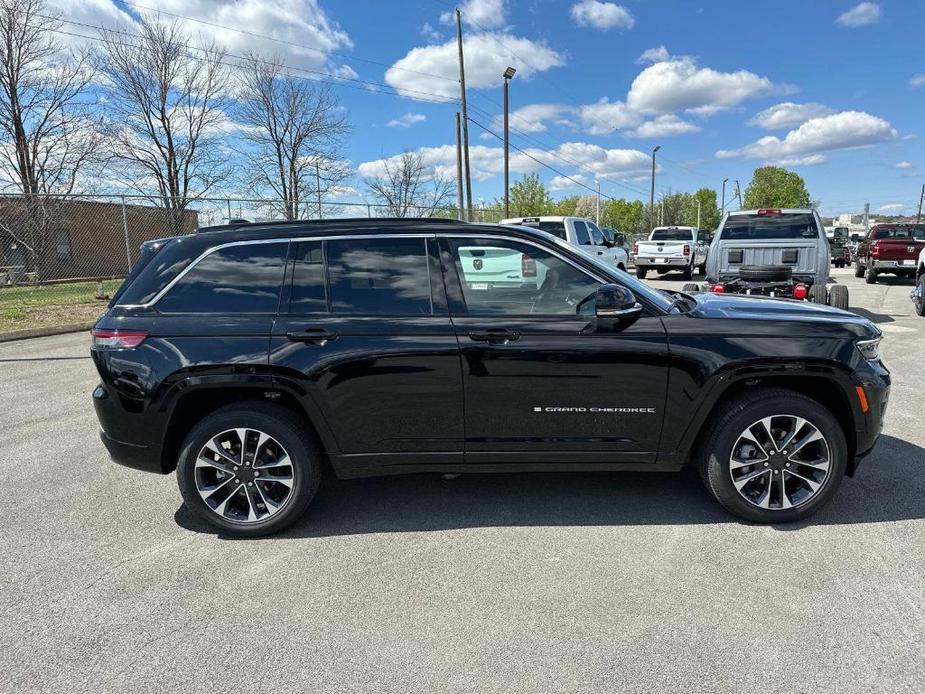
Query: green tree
[
  {"left": 690, "top": 187, "right": 720, "bottom": 230},
  {"left": 602, "top": 198, "right": 646, "bottom": 235},
  {"left": 551, "top": 194, "right": 579, "bottom": 216},
  {"left": 509, "top": 173, "right": 552, "bottom": 216},
  {"left": 742, "top": 166, "right": 811, "bottom": 209}
]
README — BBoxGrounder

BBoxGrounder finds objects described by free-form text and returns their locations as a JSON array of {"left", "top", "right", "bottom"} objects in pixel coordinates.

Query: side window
[
  {"left": 573, "top": 221, "right": 591, "bottom": 245},
  {"left": 587, "top": 223, "right": 605, "bottom": 246},
  {"left": 327, "top": 237, "right": 431, "bottom": 315},
  {"left": 157, "top": 242, "right": 287, "bottom": 313},
  {"left": 55, "top": 229, "right": 72, "bottom": 262},
  {"left": 290, "top": 240, "right": 327, "bottom": 314},
  {"left": 448, "top": 237, "right": 601, "bottom": 317}
]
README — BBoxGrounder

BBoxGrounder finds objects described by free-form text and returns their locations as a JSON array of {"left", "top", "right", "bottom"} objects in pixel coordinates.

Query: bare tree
[
  {"left": 98, "top": 17, "right": 230, "bottom": 233},
  {"left": 364, "top": 151, "right": 454, "bottom": 217},
  {"left": 0, "top": 0, "right": 102, "bottom": 276},
  {"left": 238, "top": 53, "right": 350, "bottom": 221}
]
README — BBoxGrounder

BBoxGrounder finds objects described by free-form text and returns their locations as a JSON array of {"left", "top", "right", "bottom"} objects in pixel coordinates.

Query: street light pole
[
  {"left": 649, "top": 145, "right": 660, "bottom": 230},
  {"left": 721, "top": 178, "right": 728, "bottom": 214},
  {"left": 503, "top": 66, "right": 516, "bottom": 218}
]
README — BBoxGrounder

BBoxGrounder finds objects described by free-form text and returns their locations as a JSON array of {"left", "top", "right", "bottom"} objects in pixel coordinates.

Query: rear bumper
[
  {"left": 872, "top": 259, "right": 917, "bottom": 270},
  {"left": 99, "top": 428, "right": 164, "bottom": 474},
  {"left": 635, "top": 257, "right": 689, "bottom": 268}
]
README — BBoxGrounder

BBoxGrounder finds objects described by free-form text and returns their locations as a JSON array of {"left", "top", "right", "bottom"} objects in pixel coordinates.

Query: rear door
[{"left": 270, "top": 235, "right": 463, "bottom": 469}]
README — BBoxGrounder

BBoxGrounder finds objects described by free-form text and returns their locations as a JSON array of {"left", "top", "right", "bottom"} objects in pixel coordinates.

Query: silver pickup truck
[{"left": 633, "top": 226, "right": 708, "bottom": 280}]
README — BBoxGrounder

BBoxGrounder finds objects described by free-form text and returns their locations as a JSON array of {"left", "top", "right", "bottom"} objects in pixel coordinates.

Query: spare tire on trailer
[{"left": 737, "top": 265, "right": 793, "bottom": 282}]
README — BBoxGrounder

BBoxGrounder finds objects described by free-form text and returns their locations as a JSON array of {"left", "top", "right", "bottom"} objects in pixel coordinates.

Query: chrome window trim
[{"left": 120, "top": 234, "right": 435, "bottom": 309}]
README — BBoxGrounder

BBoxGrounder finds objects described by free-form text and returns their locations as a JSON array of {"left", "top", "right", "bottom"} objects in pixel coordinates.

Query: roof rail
[{"left": 194, "top": 216, "right": 475, "bottom": 234}]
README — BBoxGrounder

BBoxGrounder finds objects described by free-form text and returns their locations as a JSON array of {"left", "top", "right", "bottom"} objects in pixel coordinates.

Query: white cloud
[
  {"left": 879, "top": 203, "right": 904, "bottom": 212},
  {"left": 910, "top": 74, "right": 925, "bottom": 87},
  {"left": 749, "top": 102, "right": 834, "bottom": 130},
  {"left": 492, "top": 104, "right": 572, "bottom": 133},
  {"left": 627, "top": 57, "right": 777, "bottom": 115},
  {"left": 579, "top": 98, "right": 639, "bottom": 135},
  {"left": 636, "top": 46, "right": 670, "bottom": 64},
  {"left": 766, "top": 155, "right": 827, "bottom": 167},
  {"left": 716, "top": 111, "right": 897, "bottom": 161},
  {"left": 570, "top": 1, "right": 635, "bottom": 30},
  {"left": 420, "top": 23, "right": 443, "bottom": 43},
  {"left": 387, "top": 113, "right": 427, "bottom": 128},
  {"left": 385, "top": 33, "right": 565, "bottom": 100},
  {"left": 441, "top": 0, "right": 508, "bottom": 29},
  {"left": 549, "top": 174, "right": 587, "bottom": 191},
  {"left": 626, "top": 115, "right": 701, "bottom": 138},
  {"left": 358, "top": 142, "right": 653, "bottom": 184},
  {"left": 895, "top": 161, "right": 913, "bottom": 169},
  {"left": 836, "top": 2, "right": 882, "bottom": 27}
]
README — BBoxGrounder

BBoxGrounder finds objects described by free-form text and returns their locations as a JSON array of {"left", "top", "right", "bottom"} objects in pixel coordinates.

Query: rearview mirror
[{"left": 594, "top": 283, "right": 642, "bottom": 328}]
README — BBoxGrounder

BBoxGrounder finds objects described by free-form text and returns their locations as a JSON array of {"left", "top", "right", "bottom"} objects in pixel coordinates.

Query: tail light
[
  {"left": 757, "top": 209, "right": 783, "bottom": 217},
  {"left": 792, "top": 283, "right": 808, "bottom": 300},
  {"left": 711, "top": 283, "right": 726, "bottom": 294},
  {"left": 91, "top": 328, "right": 147, "bottom": 350},
  {"left": 683, "top": 244, "right": 690, "bottom": 257},
  {"left": 632, "top": 243, "right": 639, "bottom": 256},
  {"left": 521, "top": 254, "right": 537, "bottom": 278},
  {"left": 870, "top": 240, "right": 880, "bottom": 257}
]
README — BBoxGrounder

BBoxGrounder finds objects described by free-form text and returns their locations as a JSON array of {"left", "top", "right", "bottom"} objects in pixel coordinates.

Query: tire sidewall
[
  {"left": 176, "top": 406, "right": 320, "bottom": 536},
  {"left": 702, "top": 394, "right": 847, "bottom": 523}
]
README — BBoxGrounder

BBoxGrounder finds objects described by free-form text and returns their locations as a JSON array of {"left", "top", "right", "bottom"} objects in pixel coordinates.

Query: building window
[{"left": 55, "top": 230, "right": 72, "bottom": 262}]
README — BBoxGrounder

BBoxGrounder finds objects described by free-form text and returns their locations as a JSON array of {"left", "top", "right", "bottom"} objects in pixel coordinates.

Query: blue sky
[{"left": 79, "top": 1, "right": 925, "bottom": 216}]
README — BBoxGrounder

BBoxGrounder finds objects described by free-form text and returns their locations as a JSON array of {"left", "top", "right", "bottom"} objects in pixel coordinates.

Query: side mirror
[{"left": 594, "top": 283, "right": 642, "bottom": 328}]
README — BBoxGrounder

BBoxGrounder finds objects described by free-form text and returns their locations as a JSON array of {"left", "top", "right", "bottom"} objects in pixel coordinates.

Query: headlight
[{"left": 856, "top": 337, "right": 881, "bottom": 361}]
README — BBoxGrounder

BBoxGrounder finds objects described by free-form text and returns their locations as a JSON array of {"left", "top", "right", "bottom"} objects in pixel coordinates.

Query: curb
[{"left": 0, "top": 323, "right": 93, "bottom": 344}]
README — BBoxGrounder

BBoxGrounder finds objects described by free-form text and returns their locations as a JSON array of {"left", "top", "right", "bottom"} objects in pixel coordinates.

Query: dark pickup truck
[{"left": 854, "top": 223, "right": 925, "bottom": 284}]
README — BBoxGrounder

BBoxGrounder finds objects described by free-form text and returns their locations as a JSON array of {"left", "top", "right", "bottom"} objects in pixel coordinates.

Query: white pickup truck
[
  {"left": 500, "top": 216, "right": 629, "bottom": 271},
  {"left": 633, "top": 226, "right": 709, "bottom": 280}
]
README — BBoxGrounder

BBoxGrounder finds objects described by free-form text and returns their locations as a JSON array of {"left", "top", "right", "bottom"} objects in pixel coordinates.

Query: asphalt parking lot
[{"left": 2, "top": 267, "right": 923, "bottom": 693}]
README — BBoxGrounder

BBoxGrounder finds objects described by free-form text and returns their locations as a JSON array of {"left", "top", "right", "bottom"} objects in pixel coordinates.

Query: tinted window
[
  {"left": 158, "top": 242, "right": 287, "bottom": 313},
  {"left": 833, "top": 227, "right": 849, "bottom": 240},
  {"left": 290, "top": 241, "right": 327, "bottom": 314},
  {"left": 327, "top": 238, "right": 431, "bottom": 315},
  {"left": 721, "top": 214, "right": 819, "bottom": 240},
  {"left": 449, "top": 237, "right": 601, "bottom": 316},
  {"left": 573, "top": 221, "right": 591, "bottom": 245},
  {"left": 871, "top": 225, "right": 925, "bottom": 240},
  {"left": 651, "top": 228, "right": 693, "bottom": 241},
  {"left": 515, "top": 220, "right": 567, "bottom": 239}
]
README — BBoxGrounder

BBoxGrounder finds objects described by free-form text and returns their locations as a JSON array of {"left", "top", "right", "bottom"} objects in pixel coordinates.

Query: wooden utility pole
[
  {"left": 456, "top": 9, "right": 473, "bottom": 221},
  {"left": 315, "top": 161, "right": 323, "bottom": 219},
  {"left": 916, "top": 184, "right": 924, "bottom": 224},
  {"left": 455, "top": 112, "right": 464, "bottom": 221}
]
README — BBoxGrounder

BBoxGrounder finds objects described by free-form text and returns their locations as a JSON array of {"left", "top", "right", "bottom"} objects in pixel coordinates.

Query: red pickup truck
[{"left": 854, "top": 223, "right": 925, "bottom": 284}]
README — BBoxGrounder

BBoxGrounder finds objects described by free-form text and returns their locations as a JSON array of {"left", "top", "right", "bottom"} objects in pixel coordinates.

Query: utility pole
[
  {"left": 455, "top": 112, "right": 464, "bottom": 221},
  {"left": 863, "top": 203, "right": 870, "bottom": 234},
  {"left": 456, "top": 9, "right": 473, "bottom": 221},
  {"left": 916, "top": 184, "right": 924, "bottom": 223},
  {"left": 315, "top": 161, "right": 323, "bottom": 219},
  {"left": 503, "top": 67, "right": 515, "bottom": 218},
  {"left": 649, "top": 145, "right": 660, "bottom": 230},
  {"left": 596, "top": 180, "right": 601, "bottom": 225},
  {"left": 697, "top": 199, "right": 701, "bottom": 228},
  {"left": 721, "top": 178, "right": 728, "bottom": 213},
  {"left": 659, "top": 200, "right": 664, "bottom": 226}
]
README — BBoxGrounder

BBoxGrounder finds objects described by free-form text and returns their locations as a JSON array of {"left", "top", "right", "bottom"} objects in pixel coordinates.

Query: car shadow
[
  {"left": 851, "top": 308, "right": 897, "bottom": 324},
  {"left": 174, "top": 434, "right": 925, "bottom": 539}
]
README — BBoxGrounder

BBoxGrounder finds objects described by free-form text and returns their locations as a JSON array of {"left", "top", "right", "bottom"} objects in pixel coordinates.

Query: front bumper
[{"left": 849, "top": 360, "right": 890, "bottom": 475}]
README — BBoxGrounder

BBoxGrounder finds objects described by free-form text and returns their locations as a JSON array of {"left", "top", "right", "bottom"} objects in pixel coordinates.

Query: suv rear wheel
[
  {"left": 864, "top": 265, "right": 878, "bottom": 284},
  {"left": 697, "top": 389, "right": 846, "bottom": 523},
  {"left": 854, "top": 259, "right": 864, "bottom": 278},
  {"left": 636, "top": 267, "right": 647, "bottom": 279},
  {"left": 913, "top": 273, "right": 925, "bottom": 316},
  {"left": 176, "top": 403, "right": 322, "bottom": 537}
]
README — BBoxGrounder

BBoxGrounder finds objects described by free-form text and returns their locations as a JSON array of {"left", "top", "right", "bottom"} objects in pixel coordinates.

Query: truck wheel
[
  {"left": 636, "top": 267, "right": 647, "bottom": 279},
  {"left": 913, "top": 275, "right": 925, "bottom": 317},
  {"left": 682, "top": 283, "right": 700, "bottom": 292},
  {"left": 176, "top": 403, "right": 322, "bottom": 537},
  {"left": 697, "top": 389, "right": 847, "bottom": 523},
  {"left": 682, "top": 263, "right": 694, "bottom": 281},
  {"left": 854, "top": 260, "right": 864, "bottom": 278},
  {"left": 698, "top": 263, "right": 707, "bottom": 275},
  {"left": 808, "top": 284, "right": 828, "bottom": 304},
  {"left": 864, "top": 266, "right": 878, "bottom": 284},
  {"left": 828, "top": 284, "right": 849, "bottom": 310}
]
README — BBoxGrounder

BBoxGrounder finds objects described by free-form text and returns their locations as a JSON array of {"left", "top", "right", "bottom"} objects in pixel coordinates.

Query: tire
[
  {"left": 913, "top": 274, "right": 925, "bottom": 317},
  {"left": 828, "top": 284, "right": 849, "bottom": 310},
  {"left": 698, "top": 263, "right": 707, "bottom": 275},
  {"left": 176, "top": 403, "right": 323, "bottom": 537},
  {"left": 617, "top": 264, "right": 626, "bottom": 273},
  {"left": 697, "top": 388, "right": 847, "bottom": 523},
  {"left": 682, "top": 283, "right": 700, "bottom": 292},
  {"left": 738, "top": 265, "right": 792, "bottom": 282},
  {"left": 809, "top": 284, "right": 828, "bottom": 304},
  {"left": 682, "top": 263, "right": 693, "bottom": 281},
  {"left": 854, "top": 260, "right": 864, "bottom": 278},
  {"left": 864, "top": 265, "right": 877, "bottom": 284},
  {"left": 636, "top": 267, "right": 647, "bottom": 279}
]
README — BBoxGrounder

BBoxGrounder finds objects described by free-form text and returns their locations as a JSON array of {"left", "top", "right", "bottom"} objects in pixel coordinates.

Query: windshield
[
  {"left": 871, "top": 225, "right": 925, "bottom": 240},
  {"left": 833, "top": 227, "right": 849, "bottom": 240},
  {"left": 651, "top": 228, "right": 693, "bottom": 241},
  {"left": 544, "top": 233, "right": 673, "bottom": 312},
  {"left": 721, "top": 213, "right": 820, "bottom": 240}
]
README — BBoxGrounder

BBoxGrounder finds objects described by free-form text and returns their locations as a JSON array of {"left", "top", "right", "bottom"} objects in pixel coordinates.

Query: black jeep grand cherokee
[{"left": 91, "top": 219, "right": 889, "bottom": 536}]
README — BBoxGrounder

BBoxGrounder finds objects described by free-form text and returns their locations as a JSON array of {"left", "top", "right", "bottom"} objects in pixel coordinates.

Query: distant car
[
  {"left": 702, "top": 208, "right": 848, "bottom": 310},
  {"left": 913, "top": 246, "right": 925, "bottom": 316},
  {"left": 499, "top": 216, "right": 628, "bottom": 271},
  {"left": 633, "top": 226, "right": 708, "bottom": 280},
  {"left": 827, "top": 226, "right": 850, "bottom": 267},
  {"left": 854, "top": 223, "right": 925, "bottom": 284}
]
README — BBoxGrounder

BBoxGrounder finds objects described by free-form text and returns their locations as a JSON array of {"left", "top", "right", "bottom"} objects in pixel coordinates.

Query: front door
[
  {"left": 440, "top": 235, "right": 669, "bottom": 464},
  {"left": 270, "top": 235, "right": 463, "bottom": 473}
]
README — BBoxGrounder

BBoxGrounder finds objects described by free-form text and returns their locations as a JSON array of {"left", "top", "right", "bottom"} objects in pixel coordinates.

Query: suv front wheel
[
  {"left": 176, "top": 403, "right": 322, "bottom": 536},
  {"left": 698, "top": 389, "right": 846, "bottom": 523}
]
